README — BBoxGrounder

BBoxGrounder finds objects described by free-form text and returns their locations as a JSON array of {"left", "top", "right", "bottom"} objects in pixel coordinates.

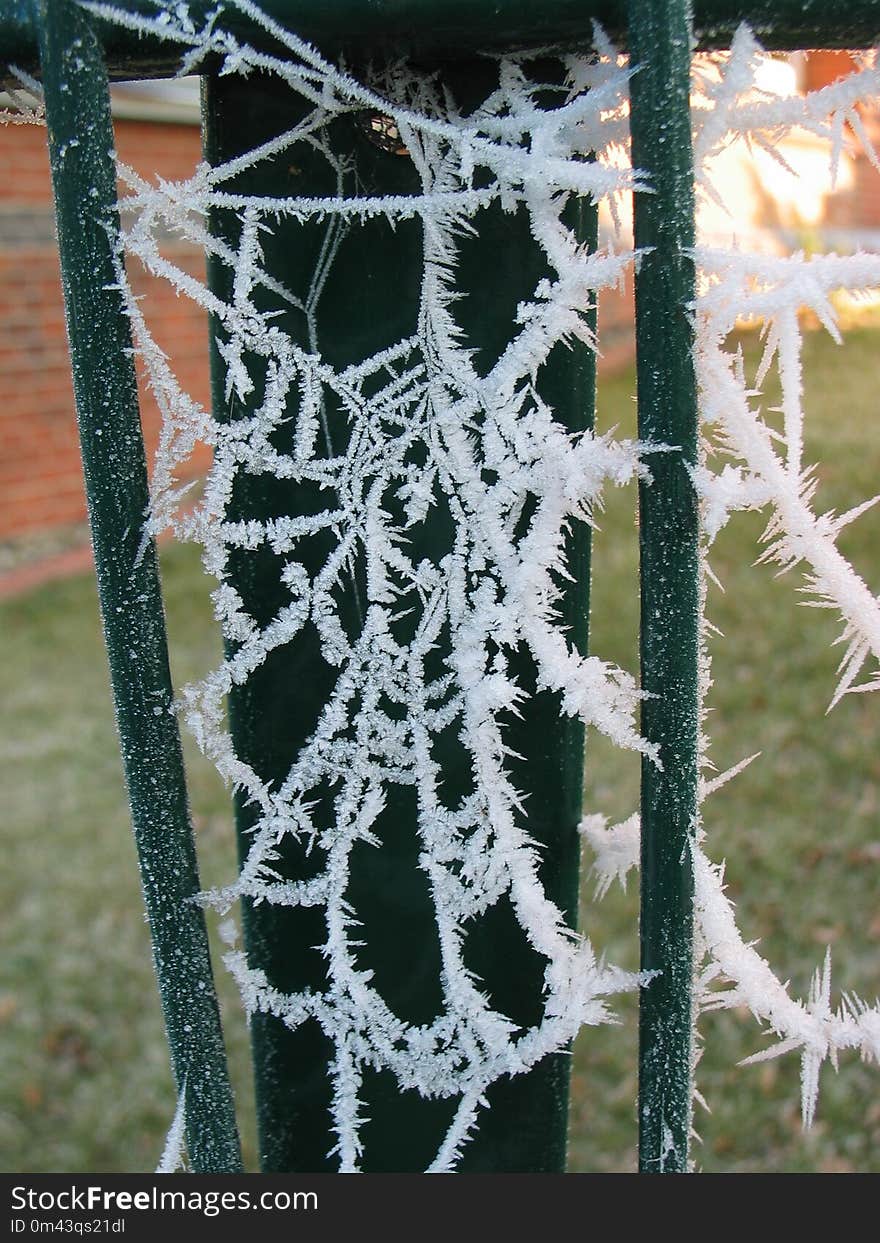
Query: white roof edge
[
  {"left": 110, "top": 94, "right": 201, "bottom": 126},
  {"left": 0, "top": 85, "right": 201, "bottom": 127},
  {"left": 110, "top": 77, "right": 201, "bottom": 126}
]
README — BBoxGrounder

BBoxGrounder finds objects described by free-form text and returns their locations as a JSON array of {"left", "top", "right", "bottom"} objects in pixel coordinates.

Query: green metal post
[
  {"left": 202, "top": 65, "right": 596, "bottom": 1172},
  {"left": 628, "top": 0, "right": 700, "bottom": 1172},
  {"left": 38, "top": 0, "right": 242, "bottom": 1173}
]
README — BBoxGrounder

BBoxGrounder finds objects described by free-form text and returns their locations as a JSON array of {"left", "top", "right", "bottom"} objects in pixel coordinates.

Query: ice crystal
[
  {"left": 587, "top": 27, "right": 880, "bottom": 1133},
  {"left": 0, "top": 67, "right": 46, "bottom": 126},
  {"left": 156, "top": 1082, "right": 188, "bottom": 1174},
  {"left": 89, "top": 1, "right": 879, "bottom": 1161},
  {"left": 97, "top": 0, "right": 649, "bottom": 1169}
]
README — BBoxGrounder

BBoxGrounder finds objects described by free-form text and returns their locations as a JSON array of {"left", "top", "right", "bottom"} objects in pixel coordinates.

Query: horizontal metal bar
[{"left": 2, "top": 0, "right": 880, "bottom": 82}]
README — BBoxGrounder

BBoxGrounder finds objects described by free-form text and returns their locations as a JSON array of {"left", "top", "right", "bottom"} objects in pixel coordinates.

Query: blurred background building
[
  {"left": 0, "top": 77, "right": 209, "bottom": 549},
  {"left": 2, "top": 53, "right": 879, "bottom": 550}
]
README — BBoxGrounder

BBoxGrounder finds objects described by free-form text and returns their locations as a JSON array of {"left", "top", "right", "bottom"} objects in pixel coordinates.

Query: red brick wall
[
  {"left": 3, "top": 60, "right": 878, "bottom": 541},
  {"left": 0, "top": 118, "right": 211, "bottom": 540}
]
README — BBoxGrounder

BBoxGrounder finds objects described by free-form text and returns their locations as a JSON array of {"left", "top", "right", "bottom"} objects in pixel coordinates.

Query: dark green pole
[
  {"left": 38, "top": 0, "right": 242, "bottom": 1173},
  {"left": 628, "top": 0, "right": 700, "bottom": 1173},
  {"left": 202, "top": 65, "right": 595, "bottom": 1172}
]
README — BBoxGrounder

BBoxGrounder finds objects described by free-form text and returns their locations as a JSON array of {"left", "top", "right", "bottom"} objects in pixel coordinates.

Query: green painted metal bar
[
  {"left": 14, "top": 0, "right": 859, "bottom": 1181},
  {"left": 628, "top": 0, "right": 700, "bottom": 1174},
  {"left": 202, "top": 64, "right": 596, "bottom": 1172},
  {"left": 37, "top": 0, "right": 242, "bottom": 1174},
  {"left": 4, "top": 0, "right": 880, "bottom": 84}
]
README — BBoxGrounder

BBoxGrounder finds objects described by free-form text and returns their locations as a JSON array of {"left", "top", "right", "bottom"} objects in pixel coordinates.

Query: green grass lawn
[{"left": 1, "top": 327, "right": 878, "bottom": 1173}]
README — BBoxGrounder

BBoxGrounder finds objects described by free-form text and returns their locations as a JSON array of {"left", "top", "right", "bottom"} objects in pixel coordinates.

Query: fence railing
[{"left": 2, "top": 0, "right": 876, "bottom": 1174}]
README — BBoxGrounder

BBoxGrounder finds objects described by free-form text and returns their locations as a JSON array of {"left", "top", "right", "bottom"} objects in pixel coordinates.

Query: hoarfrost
[
  {"left": 587, "top": 26, "right": 880, "bottom": 1136},
  {"left": 91, "top": 1, "right": 879, "bottom": 1160},
  {"left": 156, "top": 1081, "right": 188, "bottom": 1174},
  {"left": 99, "top": 0, "right": 646, "bottom": 1169}
]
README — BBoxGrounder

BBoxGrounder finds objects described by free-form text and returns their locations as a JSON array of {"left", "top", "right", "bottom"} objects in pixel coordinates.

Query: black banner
[{"left": 0, "top": 1170, "right": 866, "bottom": 1239}]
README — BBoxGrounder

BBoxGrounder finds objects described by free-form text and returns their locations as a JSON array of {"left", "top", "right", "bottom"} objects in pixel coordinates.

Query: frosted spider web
[{"left": 76, "top": 2, "right": 880, "bottom": 1168}]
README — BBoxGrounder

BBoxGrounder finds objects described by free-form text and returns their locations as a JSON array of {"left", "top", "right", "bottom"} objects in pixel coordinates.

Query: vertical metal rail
[
  {"left": 38, "top": 0, "right": 242, "bottom": 1173},
  {"left": 628, "top": 0, "right": 700, "bottom": 1172},
  {"left": 203, "top": 64, "right": 596, "bottom": 1172}
]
